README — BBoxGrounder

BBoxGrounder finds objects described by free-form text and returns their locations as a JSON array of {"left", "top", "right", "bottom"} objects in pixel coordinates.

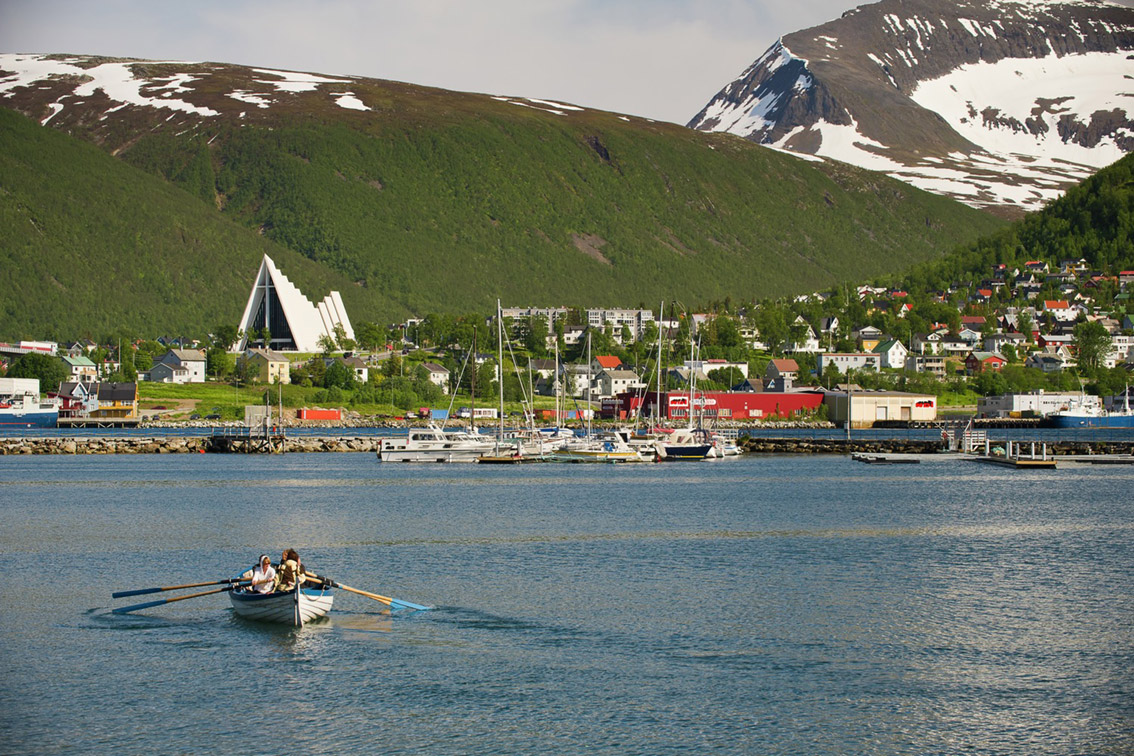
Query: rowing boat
[{"left": 229, "top": 581, "right": 333, "bottom": 626}]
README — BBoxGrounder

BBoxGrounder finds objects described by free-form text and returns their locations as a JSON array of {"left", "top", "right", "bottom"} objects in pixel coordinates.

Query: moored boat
[
  {"left": 229, "top": 582, "right": 333, "bottom": 626},
  {"left": 377, "top": 423, "right": 498, "bottom": 462}
]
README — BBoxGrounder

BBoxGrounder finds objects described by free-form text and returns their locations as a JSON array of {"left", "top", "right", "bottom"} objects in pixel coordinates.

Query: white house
[
  {"left": 153, "top": 349, "right": 207, "bottom": 383},
  {"left": 597, "top": 369, "right": 643, "bottom": 398},
  {"left": 872, "top": 339, "right": 908, "bottom": 370},
  {"left": 787, "top": 317, "right": 821, "bottom": 353},
  {"left": 816, "top": 352, "right": 880, "bottom": 377},
  {"left": 421, "top": 362, "right": 450, "bottom": 394}
]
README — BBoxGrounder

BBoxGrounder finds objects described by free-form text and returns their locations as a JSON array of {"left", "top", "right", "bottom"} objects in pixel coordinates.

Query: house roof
[
  {"left": 594, "top": 355, "right": 622, "bottom": 369},
  {"left": 245, "top": 348, "right": 289, "bottom": 362},
  {"left": 873, "top": 339, "right": 904, "bottom": 353},
  {"left": 1043, "top": 300, "right": 1070, "bottom": 309},
  {"left": 63, "top": 355, "right": 96, "bottom": 367},
  {"left": 421, "top": 362, "right": 449, "bottom": 374},
  {"left": 769, "top": 359, "right": 799, "bottom": 372},
  {"left": 970, "top": 351, "right": 1006, "bottom": 363},
  {"left": 97, "top": 382, "right": 137, "bottom": 401},
  {"left": 601, "top": 370, "right": 640, "bottom": 380},
  {"left": 167, "top": 349, "right": 206, "bottom": 362}
]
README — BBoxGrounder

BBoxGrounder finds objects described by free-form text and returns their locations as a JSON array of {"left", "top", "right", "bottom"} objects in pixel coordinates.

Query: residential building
[
  {"left": 153, "top": 349, "right": 206, "bottom": 383},
  {"left": 242, "top": 348, "right": 291, "bottom": 384},
  {"left": 965, "top": 351, "right": 1007, "bottom": 375},
  {"left": 908, "top": 354, "right": 947, "bottom": 378},
  {"left": 685, "top": 359, "right": 749, "bottom": 380},
  {"left": 764, "top": 359, "right": 799, "bottom": 392},
  {"left": 984, "top": 332, "right": 1027, "bottom": 355},
  {"left": 786, "top": 318, "right": 821, "bottom": 353},
  {"left": 873, "top": 339, "right": 908, "bottom": 369},
  {"left": 585, "top": 308, "right": 655, "bottom": 341},
  {"left": 854, "top": 326, "right": 884, "bottom": 352},
  {"left": 147, "top": 361, "right": 190, "bottom": 384},
  {"left": 816, "top": 353, "right": 880, "bottom": 377},
  {"left": 597, "top": 369, "right": 643, "bottom": 399},
  {"left": 421, "top": 362, "right": 450, "bottom": 394},
  {"left": 591, "top": 355, "right": 623, "bottom": 373},
  {"left": 90, "top": 382, "right": 138, "bottom": 420},
  {"left": 62, "top": 355, "right": 98, "bottom": 383}
]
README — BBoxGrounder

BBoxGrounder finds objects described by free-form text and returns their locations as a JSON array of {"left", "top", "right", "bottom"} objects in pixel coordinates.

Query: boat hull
[
  {"left": 1048, "top": 412, "right": 1134, "bottom": 428},
  {"left": 229, "top": 584, "right": 333, "bottom": 626},
  {"left": 0, "top": 407, "right": 59, "bottom": 427},
  {"left": 658, "top": 444, "right": 713, "bottom": 460}
]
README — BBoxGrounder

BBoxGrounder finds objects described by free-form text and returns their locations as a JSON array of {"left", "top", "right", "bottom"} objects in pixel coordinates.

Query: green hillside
[
  {"left": 1, "top": 58, "right": 1008, "bottom": 339},
  {"left": 120, "top": 96, "right": 1004, "bottom": 316},
  {"left": 905, "top": 152, "right": 1134, "bottom": 288},
  {"left": 0, "top": 108, "right": 382, "bottom": 340}
]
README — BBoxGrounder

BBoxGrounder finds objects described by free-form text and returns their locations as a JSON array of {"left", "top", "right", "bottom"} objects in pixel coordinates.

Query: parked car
[
  {"left": 190, "top": 413, "right": 201, "bottom": 420},
  {"left": 204, "top": 413, "right": 221, "bottom": 420}
]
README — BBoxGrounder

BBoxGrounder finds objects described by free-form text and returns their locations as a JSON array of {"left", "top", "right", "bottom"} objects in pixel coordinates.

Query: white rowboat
[{"left": 229, "top": 582, "right": 333, "bottom": 626}]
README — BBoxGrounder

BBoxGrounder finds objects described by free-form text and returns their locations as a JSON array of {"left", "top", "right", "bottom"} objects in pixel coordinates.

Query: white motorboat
[
  {"left": 377, "top": 423, "right": 498, "bottom": 462},
  {"left": 229, "top": 582, "right": 333, "bottom": 626},
  {"left": 548, "top": 432, "right": 646, "bottom": 463}
]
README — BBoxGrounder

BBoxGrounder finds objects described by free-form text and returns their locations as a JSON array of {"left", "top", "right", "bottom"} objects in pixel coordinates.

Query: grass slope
[
  {"left": 0, "top": 108, "right": 385, "bottom": 340},
  {"left": 108, "top": 71, "right": 1004, "bottom": 316}
]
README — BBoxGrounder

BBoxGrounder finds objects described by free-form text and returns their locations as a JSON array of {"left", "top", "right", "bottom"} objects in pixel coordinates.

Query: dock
[{"left": 966, "top": 438, "right": 1057, "bottom": 469}]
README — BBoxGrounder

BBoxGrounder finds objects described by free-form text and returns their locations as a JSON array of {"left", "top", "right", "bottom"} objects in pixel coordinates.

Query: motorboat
[{"left": 377, "top": 423, "right": 498, "bottom": 462}]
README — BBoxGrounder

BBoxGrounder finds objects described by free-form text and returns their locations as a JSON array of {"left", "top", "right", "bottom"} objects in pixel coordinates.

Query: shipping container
[{"left": 297, "top": 408, "right": 341, "bottom": 420}]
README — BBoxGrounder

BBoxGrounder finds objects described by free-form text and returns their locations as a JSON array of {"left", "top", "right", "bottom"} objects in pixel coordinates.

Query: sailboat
[{"left": 548, "top": 331, "right": 645, "bottom": 463}]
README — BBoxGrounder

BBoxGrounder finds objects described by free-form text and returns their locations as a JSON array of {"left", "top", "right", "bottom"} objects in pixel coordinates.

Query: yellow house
[
  {"left": 242, "top": 348, "right": 291, "bottom": 384},
  {"left": 91, "top": 382, "right": 139, "bottom": 419}
]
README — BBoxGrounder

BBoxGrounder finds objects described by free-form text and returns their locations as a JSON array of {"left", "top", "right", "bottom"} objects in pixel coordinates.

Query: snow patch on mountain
[{"left": 909, "top": 50, "right": 1130, "bottom": 168}]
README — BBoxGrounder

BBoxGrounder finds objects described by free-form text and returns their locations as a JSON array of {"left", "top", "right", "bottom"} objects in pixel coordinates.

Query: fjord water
[{"left": 1, "top": 454, "right": 1130, "bottom": 755}]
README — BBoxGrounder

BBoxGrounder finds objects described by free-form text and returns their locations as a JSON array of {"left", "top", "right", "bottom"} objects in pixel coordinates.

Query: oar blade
[
  {"left": 389, "top": 597, "right": 432, "bottom": 612},
  {"left": 113, "top": 598, "right": 167, "bottom": 614},
  {"left": 112, "top": 587, "right": 165, "bottom": 598}
]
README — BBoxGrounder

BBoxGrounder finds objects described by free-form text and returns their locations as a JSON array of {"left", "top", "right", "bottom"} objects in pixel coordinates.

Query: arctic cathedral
[{"left": 234, "top": 255, "right": 354, "bottom": 353}]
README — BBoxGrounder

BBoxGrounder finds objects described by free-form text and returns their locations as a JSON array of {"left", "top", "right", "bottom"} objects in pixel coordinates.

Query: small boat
[
  {"left": 548, "top": 432, "right": 646, "bottom": 463},
  {"left": 229, "top": 581, "right": 333, "bottom": 626},
  {"left": 655, "top": 426, "right": 713, "bottom": 461}
]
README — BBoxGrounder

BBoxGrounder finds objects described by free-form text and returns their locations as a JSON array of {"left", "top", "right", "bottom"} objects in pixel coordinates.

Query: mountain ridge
[{"left": 688, "top": 0, "right": 1134, "bottom": 215}]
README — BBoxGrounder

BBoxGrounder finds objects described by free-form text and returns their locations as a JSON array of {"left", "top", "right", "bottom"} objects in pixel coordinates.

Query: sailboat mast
[
  {"left": 497, "top": 300, "right": 505, "bottom": 448},
  {"left": 656, "top": 301, "right": 663, "bottom": 427}
]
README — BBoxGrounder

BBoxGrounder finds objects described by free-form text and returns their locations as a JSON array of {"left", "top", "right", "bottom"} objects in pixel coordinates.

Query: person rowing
[
  {"left": 275, "top": 548, "right": 319, "bottom": 591},
  {"left": 248, "top": 554, "right": 276, "bottom": 594}
]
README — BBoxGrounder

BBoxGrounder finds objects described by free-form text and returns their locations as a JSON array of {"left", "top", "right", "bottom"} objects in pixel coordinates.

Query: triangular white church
[{"left": 235, "top": 255, "right": 354, "bottom": 353}]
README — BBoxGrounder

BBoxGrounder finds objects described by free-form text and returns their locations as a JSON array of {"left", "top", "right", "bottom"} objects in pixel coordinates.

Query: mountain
[
  {"left": 688, "top": 0, "right": 1134, "bottom": 216},
  {"left": 0, "top": 53, "right": 1004, "bottom": 339}
]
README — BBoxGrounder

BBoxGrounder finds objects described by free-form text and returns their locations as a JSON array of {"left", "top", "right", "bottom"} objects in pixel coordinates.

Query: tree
[
  {"left": 323, "top": 359, "right": 357, "bottom": 390},
  {"left": 1074, "top": 320, "right": 1111, "bottom": 374},
  {"left": 355, "top": 321, "right": 383, "bottom": 353},
  {"left": 6, "top": 353, "right": 68, "bottom": 389},
  {"left": 333, "top": 324, "right": 356, "bottom": 353},
  {"left": 213, "top": 324, "right": 239, "bottom": 350},
  {"left": 317, "top": 333, "right": 337, "bottom": 357}
]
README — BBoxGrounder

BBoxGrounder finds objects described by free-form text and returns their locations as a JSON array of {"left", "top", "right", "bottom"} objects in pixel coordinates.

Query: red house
[{"left": 965, "top": 351, "right": 1007, "bottom": 375}]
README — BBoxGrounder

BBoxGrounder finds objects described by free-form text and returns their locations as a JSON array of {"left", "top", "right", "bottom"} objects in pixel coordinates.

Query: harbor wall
[{"left": 2, "top": 437, "right": 1131, "bottom": 455}]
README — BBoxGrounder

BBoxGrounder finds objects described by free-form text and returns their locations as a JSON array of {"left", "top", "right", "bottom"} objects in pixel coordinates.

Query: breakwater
[{"left": 3, "top": 436, "right": 1132, "bottom": 456}]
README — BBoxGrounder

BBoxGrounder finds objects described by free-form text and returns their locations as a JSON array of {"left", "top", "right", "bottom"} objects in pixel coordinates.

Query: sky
[{"left": 0, "top": 0, "right": 870, "bottom": 124}]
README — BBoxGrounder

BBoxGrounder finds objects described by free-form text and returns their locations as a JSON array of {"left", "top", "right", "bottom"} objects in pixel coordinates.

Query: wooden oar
[
  {"left": 113, "top": 578, "right": 249, "bottom": 599},
  {"left": 112, "top": 585, "right": 236, "bottom": 614},
  {"left": 314, "top": 578, "right": 430, "bottom": 611}
]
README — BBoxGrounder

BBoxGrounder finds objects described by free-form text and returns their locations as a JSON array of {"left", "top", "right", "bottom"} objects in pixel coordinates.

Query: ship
[
  {"left": 0, "top": 378, "right": 60, "bottom": 428},
  {"left": 1048, "top": 389, "right": 1134, "bottom": 428}
]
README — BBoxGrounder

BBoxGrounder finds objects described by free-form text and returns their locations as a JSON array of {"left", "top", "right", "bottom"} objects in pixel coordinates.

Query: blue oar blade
[
  {"left": 112, "top": 587, "right": 164, "bottom": 598},
  {"left": 389, "top": 597, "right": 431, "bottom": 611},
  {"left": 113, "top": 598, "right": 167, "bottom": 613}
]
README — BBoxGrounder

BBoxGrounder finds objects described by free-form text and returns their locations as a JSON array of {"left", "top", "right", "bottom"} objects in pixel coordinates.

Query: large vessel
[
  {"left": 377, "top": 423, "right": 498, "bottom": 462},
  {"left": 0, "top": 378, "right": 59, "bottom": 428},
  {"left": 1048, "top": 394, "right": 1134, "bottom": 428}
]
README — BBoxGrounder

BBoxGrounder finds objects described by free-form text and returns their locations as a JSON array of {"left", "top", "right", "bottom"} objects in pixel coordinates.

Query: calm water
[{"left": 1, "top": 453, "right": 1131, "bottom": 755}]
